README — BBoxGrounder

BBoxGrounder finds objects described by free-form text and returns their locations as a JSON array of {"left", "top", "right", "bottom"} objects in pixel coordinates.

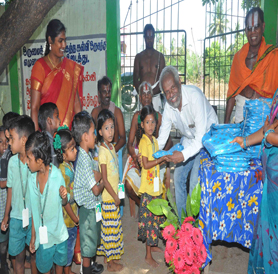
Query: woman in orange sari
[{"left": 31, "top": 19, "right": 84, "bottom": 130}]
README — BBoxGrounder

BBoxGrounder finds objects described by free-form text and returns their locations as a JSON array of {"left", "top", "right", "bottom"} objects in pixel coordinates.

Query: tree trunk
[{"left": 0, "top": 0, "right": 59, "bottom": 75}]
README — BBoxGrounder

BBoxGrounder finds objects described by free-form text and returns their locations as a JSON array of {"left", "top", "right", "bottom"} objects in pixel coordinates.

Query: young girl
[
  {"left": 96, "top": 109, "right": 124, "bottom": 272},
  {"left": 26, "top": 131, "right": 69, "bottom": 274},
  {"left": 54, "top": 127, "right": 79, "bottom": 274},
  {"left": 138, "top": 105, "right": 167, "bottom": 268}
]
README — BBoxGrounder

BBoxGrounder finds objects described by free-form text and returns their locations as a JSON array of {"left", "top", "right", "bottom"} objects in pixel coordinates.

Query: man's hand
[
  {"left": 165, "top": 151, "right": 184, "bottom": 164},
  {"left": 1, "top": 216, "right": 8, "bottom": 231},
  {"left": 29, "top": 235, "right": 36, "bottom": 254},
  {"left": 59, "top": 186, "right": 67, "bottom": 199}
]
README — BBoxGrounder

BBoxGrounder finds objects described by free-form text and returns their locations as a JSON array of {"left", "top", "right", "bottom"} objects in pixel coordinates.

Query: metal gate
[
  {"left": 120, "top": 0, "right": 186, "bottom": 132},
  {"left": 203, "top": 0, "right": 249, "bottom": 123}
]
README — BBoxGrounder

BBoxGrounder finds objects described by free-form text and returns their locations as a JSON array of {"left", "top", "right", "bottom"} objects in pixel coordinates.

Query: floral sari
[
  {"left": 31, "top": 57, "right": 84, "bottom": 127},
  {"left": 248, "top": 89, "right": 278, "bottom": 274}
]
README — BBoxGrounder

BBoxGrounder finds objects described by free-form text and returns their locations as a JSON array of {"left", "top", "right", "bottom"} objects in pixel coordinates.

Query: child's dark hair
[
  {"left": 72, "top": 111, "right": 96, "bottom": 144},
  {"left": 54, "top": 129, "right": 73, "bottom": 163},
  {"left": 0, "top": 126, "right": 5, "bottom": 134},
  {"left": 10, "top": 115, "right": 35, "bottom": 139},
  {"left": 136, "top": 105, "right": 157, "bottom": 142},
  {"left": 38, "top": 102, "right": 58, "bottom": 131},
  {"left": 2, "top": 112, "right": 20, "bottom": 131},
  {"left": 97, "top": 109, "right": 115, "bottom": 143},
  {"left": 26, "top": 131, "right": 52, "bottom": 166}
]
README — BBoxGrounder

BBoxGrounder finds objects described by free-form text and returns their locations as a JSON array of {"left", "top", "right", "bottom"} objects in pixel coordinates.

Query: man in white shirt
[{"left": 157, "top": 66, "right": 218, "bottom": 218}]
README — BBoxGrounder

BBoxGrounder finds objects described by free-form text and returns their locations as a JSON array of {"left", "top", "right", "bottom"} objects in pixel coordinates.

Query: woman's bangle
[
  {"left": 246, "top": 136, "right": 250, "bottom": 147},
  {"left": 243, "top": 137, "right": 247, "bottom": 149},
  {"left": 264, "top": 129, "right": 275, "bottom": 147}
]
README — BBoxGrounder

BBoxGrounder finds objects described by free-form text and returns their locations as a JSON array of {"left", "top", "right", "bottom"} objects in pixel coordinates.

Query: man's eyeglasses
[{"left": 246, "top": 24, "right": 261, "bottom": 32}]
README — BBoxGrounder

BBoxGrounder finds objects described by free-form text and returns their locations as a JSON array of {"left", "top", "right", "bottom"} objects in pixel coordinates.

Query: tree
[
  {"left": 0, "top": 0, "right": 59, "bottom": 75},
  {"left": 202, "top": 0, "right": 261, "bottom": 9},
  {"left": 208, "top": 0, "right": 229, "bottom": 41},
  {"left": 227, "top": 22, "right": 247, "bottom": 55},
  {"left": 204, "top": 41, "right": 232, "bottom": 83}
]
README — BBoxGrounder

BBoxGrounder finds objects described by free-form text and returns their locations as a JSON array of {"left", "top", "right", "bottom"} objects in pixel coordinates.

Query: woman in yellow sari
[{"left": 31, "top": 19, "right": 84, "bottom": 130}]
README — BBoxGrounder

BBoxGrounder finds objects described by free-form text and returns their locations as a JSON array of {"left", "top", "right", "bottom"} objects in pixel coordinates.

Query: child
[
  {"left": 138, "top": 105, "right": 166, "bottom": 268},
  {"left": 53, "top": 127, "right": 79, "bottom": 274},
  {"left": 72, "top": 111, "right": 104, "bottom": 274},
  {"left": 1, "top": 112, "right": 20, "bottom": 182},
  {"left": 38, "top": 102, "right": 61, "bottom": 167},
  {"left": 0, "top": 126, "right": 9, "bottom": 274},
  {"left": 26, "top": 131, "right": 69, "bottom": 274},
  {"left": 0, "top": 115, "right": 37, "bottom": 274},
  {"left": 96, "top": 109, "right": 124, "bottom": 272},
  {"left": 0, "top": 112, "right": 20, "bottom": 272}
]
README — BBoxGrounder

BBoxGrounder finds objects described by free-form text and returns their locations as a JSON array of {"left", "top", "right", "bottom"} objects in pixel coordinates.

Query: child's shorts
[
  {"left": 8, "top": 217, "right": 32, "bottom": 256},
  {"left": 0, "top": 222, "right": 9, "bottom": 243},
  {"left": 66, "top": 226, "right": 77, "bottom": 266},
  {"left": 79, "top": 206, "right": 101, "bottom": 258},
  {"left": 36, "top": 240, "right": 67, "bottom": 273}
]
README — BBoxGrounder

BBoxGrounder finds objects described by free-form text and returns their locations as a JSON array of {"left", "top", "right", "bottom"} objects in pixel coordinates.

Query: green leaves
[
  {"left": 147, "top": 192, "right": 180, "bottom": 229},
  {"left": 147, "top": 199, "right": 169, "bottom": 216},
  {"left": 191, "top": 183, "right": 201, "bottom": 216},
  {"left": 167, "top": 189, "right": 179, "bottom": 221},
  {"left": 186, "top": 194, "right": 192, "bottom": 217},
  {"left": 147, "top": 184, "right": 202, "bottom": 230}
]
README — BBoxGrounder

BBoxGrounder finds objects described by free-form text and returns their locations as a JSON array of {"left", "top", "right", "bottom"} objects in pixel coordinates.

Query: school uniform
[
  {"left": 7, "top": 155, "right": 32, "bottom": 256},
  {"left": 28, "top": 164, "right": 68, "bottom": 273}
]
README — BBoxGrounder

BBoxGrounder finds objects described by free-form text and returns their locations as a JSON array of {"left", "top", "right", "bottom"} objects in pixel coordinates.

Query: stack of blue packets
[
  {"left": 202, "top": 99, "right": 271, "bottom": 172},
  {"left": 242, "top": 99, "right": 272, "bottom": 159},
  {"left": 202, "top": 124, "right": 250, "bottom": 172}
]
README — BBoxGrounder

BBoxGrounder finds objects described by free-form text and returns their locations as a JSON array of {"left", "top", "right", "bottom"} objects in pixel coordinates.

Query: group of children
[{"left": 0, "top": 100, "right": 167, "bottom": 273}]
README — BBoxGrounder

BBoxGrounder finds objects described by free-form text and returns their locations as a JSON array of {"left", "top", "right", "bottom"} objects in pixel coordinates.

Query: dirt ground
[
  {"left": 18, "top": 185, "right": 249, "bottom": 274},
  {"left": 15, "top": 148, "right": 249, "bottom": 274}
]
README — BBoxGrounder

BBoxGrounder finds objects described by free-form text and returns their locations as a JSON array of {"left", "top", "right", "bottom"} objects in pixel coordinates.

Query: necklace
[
  {"left": 47, "top": 54, "right": 61, "bottom": 70},
  {"left": 246, "top": 53, "right": 258, "bottom": 60}
]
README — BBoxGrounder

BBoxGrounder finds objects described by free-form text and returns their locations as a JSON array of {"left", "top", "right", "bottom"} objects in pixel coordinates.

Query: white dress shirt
[{"left": 157, "top": 85, "right": 218, "bottom": 162}]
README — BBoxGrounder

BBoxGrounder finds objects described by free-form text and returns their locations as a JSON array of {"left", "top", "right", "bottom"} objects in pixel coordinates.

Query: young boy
[
  {"left": 0, "top": 126, "right": 9, "bottom": 274},
  {"left": 0, "top": 112, "right": 20, "bottom": 272},
  {"left": 1, "top": 112, "right": 20, "bottom": 182},
  {"left": 0, "top": 115, "right": 36, "bottom": 274},
  {"left": 72, "top": 111, "right": 104, "bottom": 274},
  {"left": 38, "top": 102, "right": 61, "bottom": 167}
]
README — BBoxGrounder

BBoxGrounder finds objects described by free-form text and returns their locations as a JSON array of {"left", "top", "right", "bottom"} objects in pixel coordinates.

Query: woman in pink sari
[{"left": 31, "top": 19, "right": 84, "bottom": 130}]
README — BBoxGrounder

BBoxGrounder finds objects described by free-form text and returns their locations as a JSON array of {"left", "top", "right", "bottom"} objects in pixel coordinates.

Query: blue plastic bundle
[
  {"left": 213, "top": 151, "right": 252, "bottom": 172},
  {"left": 202, "top": 131, "right": 243, "bottom": 158},
  {"left": 242, "top": 98, "right": 271, "bottom": 158},
  {"left": 152, "top": 143, "right": 184, "bottom": 159},
  {"left": 210, "top": 123, "right": 242, "bottom": 137}
]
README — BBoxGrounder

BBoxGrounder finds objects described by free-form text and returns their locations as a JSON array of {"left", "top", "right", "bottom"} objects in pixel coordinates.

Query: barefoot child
[
  {"left": 138, "top": 105, "right": 166, "bottom": 268},
  {"left": 26, "top": 131, "right": 69, "bottom": 274},
  {"left": 72, "top": 111, "right": 104, "bottom": 274},
  {"left": 1, "top": 116, "right": 37, "bottom": 274},
  {"left": 96, "top": 109, "right": 124, "bottom": 272},
  {"left": 54, "top": 127, "right": 79, "bottom": 274}
]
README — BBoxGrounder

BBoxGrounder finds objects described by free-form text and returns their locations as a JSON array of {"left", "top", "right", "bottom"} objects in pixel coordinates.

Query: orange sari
[
  {"left": 227, "top": 37, "right": 278, "bottom": 100},
  {"left": 31, "top": 57, "right": 84, "bottom": 127}
]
